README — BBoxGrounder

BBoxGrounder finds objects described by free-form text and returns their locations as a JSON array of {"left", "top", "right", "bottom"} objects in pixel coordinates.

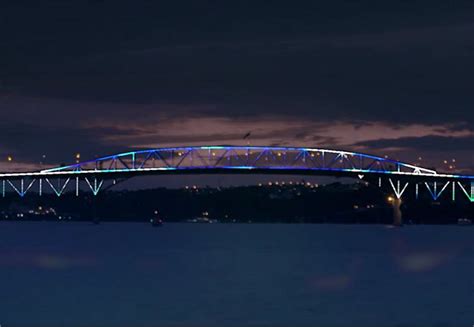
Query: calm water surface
[{"left": 0, "top": 222, "right": 472, "bottom": 327}]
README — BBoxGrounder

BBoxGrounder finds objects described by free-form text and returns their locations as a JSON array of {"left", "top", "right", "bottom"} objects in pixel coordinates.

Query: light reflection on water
[{"left": 0, "top": 222, "right": 472, "bottom": 327}]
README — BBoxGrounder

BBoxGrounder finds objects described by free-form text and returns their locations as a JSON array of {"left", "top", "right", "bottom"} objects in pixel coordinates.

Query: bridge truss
[{"left": 0, "top": 146, "right": 473, "bottom": 202}]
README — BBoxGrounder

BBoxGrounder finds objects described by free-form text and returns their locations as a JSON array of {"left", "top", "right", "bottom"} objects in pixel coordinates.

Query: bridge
[{"left": 0, "top": 146, "right": 473, "bottom": 203}]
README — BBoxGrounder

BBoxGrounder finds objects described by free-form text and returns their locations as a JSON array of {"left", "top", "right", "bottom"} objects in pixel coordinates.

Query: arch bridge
[{"left": 0, "top": 145, "right": 473, "bottom": 202}]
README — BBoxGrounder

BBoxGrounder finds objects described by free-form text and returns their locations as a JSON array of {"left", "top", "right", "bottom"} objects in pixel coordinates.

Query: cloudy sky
[{"left": 1, "top": 1, "right": 473, "bottom": 173}]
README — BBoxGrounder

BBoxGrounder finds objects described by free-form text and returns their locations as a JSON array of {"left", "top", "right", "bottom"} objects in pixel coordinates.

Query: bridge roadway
[{"left": 0, "top": 165, "right": 472, "bottom": 183}]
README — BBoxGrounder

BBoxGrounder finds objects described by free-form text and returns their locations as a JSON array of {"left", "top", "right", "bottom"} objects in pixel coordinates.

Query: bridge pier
[
  {"left": 92, "top": 198, "right": 100, "bottom": 224},
  {"left": 392, "top": 198, "right": 403, "bottom": 226}
]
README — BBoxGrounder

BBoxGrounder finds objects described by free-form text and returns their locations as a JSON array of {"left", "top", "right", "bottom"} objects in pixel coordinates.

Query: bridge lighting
[
  {"left": 6, "top": 146, "right": 472, "bottom": 200},
  {"left": 387, "top": 196, "right": 394, "bottom": 203}
]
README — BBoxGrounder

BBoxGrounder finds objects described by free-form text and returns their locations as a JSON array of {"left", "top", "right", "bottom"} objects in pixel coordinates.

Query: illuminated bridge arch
[{"left": 42, "top": 145, "right": 438, "bottom": 178}]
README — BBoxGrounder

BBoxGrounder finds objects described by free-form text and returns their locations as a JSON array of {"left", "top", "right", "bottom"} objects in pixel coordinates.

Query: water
[{"left": 0, "top": 222, "right": 472, "bottom": 327}]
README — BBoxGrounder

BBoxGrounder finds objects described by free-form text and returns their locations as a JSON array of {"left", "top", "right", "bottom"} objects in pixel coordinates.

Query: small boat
[
  {"left": 457, "top": 218, "right": 472, "bottom": 226},
  {"left": 150, "top": 218, "right": 163, "bottom": 227},
  {"left": 187, "top": 217, "right": 218, "bottom": 223},
  {"left": 187, "top": 212, "right": 218, "bottom": 223},
  {"left": 150, "top": 211, "right": 164, "bottom": 227}
]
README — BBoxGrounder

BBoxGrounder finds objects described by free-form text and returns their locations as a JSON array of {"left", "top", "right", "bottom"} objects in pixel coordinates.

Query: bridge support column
[
  {"left": 392, "top": 198, "right": 403, "bottom": 226},
  {"left": 456, "top": 181, "right": 474, "bottom": 202}
]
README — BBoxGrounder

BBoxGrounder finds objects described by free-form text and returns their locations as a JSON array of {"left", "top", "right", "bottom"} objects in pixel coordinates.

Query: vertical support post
[
  {"left": 85, "top": 177, "right": 103, "bottom": 196},
  {"left": 389, "top": 179, "right": 409, "bottom": 199},
  {"left": 452, "top": 181, "right": 455, "bottom": 201},
  {"left": 425, "top": 181, "right": 450, "bottom": 201},
  {"left": 76, "top": 177, "right": 79, "bottom": 197},
  {"left": 21, "top": 179, "right": 24, "bottom": 196},
  {"left": 415, "top": 183, "right": 419, "bottom": 199},
  {"left": 2, "top": 180, "right": 4, "bottom": 197},
  {"left": 456, "top": 181, "right": 474, "bottom": 202},
  {"left": 39, "top": 178, "right": 42, "bottom": 196},
  {"left": 378, "top": 177, "right": 381, "bottom": 187}
]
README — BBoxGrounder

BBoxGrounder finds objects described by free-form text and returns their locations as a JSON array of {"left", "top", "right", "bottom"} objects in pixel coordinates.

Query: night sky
[{"left": 1, "top": 1, "right": 473, "bottom": 173}]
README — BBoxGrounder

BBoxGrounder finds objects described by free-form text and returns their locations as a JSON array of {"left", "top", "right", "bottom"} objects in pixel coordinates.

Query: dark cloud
[
  {"left": 1, "top": 2, "right": 472, "bottom": 123},
  {"left": 354, "top": 135, "right": 474, "bottom": 152},
  {"left": 0, "top": 1, "right": 473, "bottom": 172},
  {"left": 0, "top": 123, "right": 131, "bottom": 164},
  {"left": 7, "top": 24, "right": 474, "bottom": 125}
]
